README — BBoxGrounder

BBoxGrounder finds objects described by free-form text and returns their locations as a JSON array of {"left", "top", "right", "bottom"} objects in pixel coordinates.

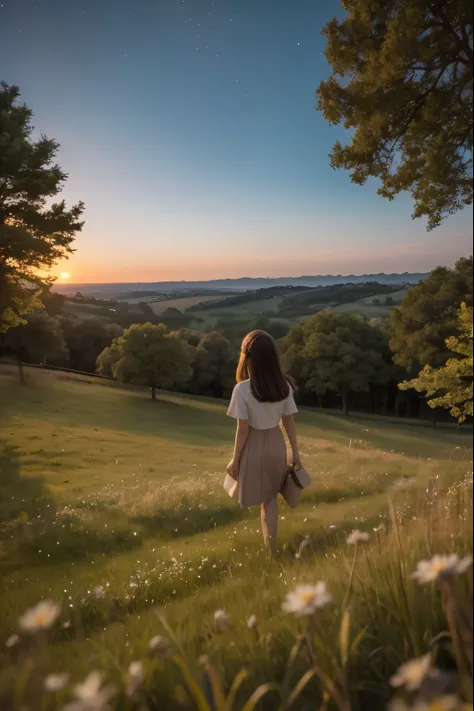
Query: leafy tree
[
  {"left": 282, "top": 311, "right": 392, "bottom": 415},
  {"left": 60, "top": 317, "right": 122, "bottom": 373},
  {"left": 191, "top": 331, "right": 236, "bottom": 397},
  {"left": 390, "top": 257, "right": 473, "bottom": 371},
  {"left": 0, "top": 311, "right": 68, "bottom": 383},
  {"left": 40, "top": 287, "right": 65, "bottom": 317},
  {"left": 174, "top": 328, "right": 203, "bottom": 348},
  {"left": 399, "top": 303, "right": 473, "bottom": 422},
  {"left": 97, "top": 323, "right": 193, "bottom": 399},
  {"left": 96, "top": 343, "right": 121, "bottom": 378},
  {"left": 317, "top": 1, "right": 473, "bottom": 230},
  {"left": 0, "top": 82, "right": 84, "bottom": 332}
]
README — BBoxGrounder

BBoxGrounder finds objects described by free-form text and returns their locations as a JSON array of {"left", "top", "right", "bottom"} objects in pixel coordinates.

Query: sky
[{"left": 1, "top": 0, "right": 472, "bottom": 283}]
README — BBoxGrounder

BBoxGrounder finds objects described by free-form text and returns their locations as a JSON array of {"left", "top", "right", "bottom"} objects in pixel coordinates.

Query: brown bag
[{"left": 280, "top": 465, "right": 311, "bottom": 508}]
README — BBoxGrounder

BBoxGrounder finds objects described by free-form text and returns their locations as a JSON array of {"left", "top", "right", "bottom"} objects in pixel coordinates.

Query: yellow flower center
[
  {"left": 431, "top": 562, "right": 448, "bottom": 575},
  {"left": 301, "top": 592, "right": 315, "bottom": 604},
  {"left": 35, "top": 612, "right": 50, "bottom": 626}
]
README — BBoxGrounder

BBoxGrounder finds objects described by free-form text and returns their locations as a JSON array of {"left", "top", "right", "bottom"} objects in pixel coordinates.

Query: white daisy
[
  {"left": 19, "top": 600, "right": 61, "bottom": 633},
  {"left": 347, "top": 530, "right": 370, "bottom": 545},
  {"left": 411, "top": 555, "right": 473, "bottom": 584},
  {"left": 214, "top": 609, "right": 229, "bottom": 632},
  {"left": 44, "top": 673, "right": 69, "bottom": 692},
  {"left": 247, "top": 614, "right": 257, "bottom": 630},
  {"left": 126, "top": 661, "right": 144, "bottom": 697},
  {"left": 5, "top": 634, "right": 20, "bottom": 648},
  {"left": 389, "top": 653, "right": 432, "bottom": 691},
  {"left": 94, "top": 586, "right": 105, "bottom": 598},
  {"left": 62, "top": 670, "right": 116, "bottom": 711},
  {"left": 148, "top": 635, "right": 170, "bottom": 656},
  {"left": 282, "top": 582, "right": 333, "bottom": 616}
]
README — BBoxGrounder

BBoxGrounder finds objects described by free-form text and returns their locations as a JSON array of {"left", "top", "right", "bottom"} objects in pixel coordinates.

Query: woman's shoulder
[{"left": 234, "top": 379, "right": 251, "bottom": 394}]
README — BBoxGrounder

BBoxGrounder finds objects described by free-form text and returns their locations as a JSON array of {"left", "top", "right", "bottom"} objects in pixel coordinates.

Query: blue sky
[{"left": 1, "top": 0, "right": 472, "bottom": 282}]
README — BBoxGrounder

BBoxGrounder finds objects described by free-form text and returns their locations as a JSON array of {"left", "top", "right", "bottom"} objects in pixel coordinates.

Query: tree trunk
[
  {"left": 151, "top": 385, "right": 156, "bottom": 400},
  {"left": 17, "top": 357, "right": 25, "bottom": 385},
  {"left": 342, "top": 390, "right": 349, "bottom": 416},
  {"left": 317, "top": 393, "right": 323, "bottom": 408}
]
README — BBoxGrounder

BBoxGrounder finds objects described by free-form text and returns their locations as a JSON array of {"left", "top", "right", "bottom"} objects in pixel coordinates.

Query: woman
[{"left": 227, "top": 330, "right": 301, "bottom": 553}]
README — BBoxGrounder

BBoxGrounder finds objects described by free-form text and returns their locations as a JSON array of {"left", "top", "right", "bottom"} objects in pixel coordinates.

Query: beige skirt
[{"left": 237, "top": 426, "right": 288, "bottom": 508}]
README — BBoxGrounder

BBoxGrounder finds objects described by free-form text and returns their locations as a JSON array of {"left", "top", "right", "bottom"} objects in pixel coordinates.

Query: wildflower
[
  {"left": 94, "top": 586, "right": 105, "bottom": 598},
  {"left": 247, "top": 614, "right": 257, "bottom": 630},
  {"left": 62, "top": 671, "right": 115, "bottom": 711},
  {"left": 295, "top": 535, "right": 310, "bottom": 559},
  {"left": 214, "top": 609, "right": 230, "bottom": 632},
  {"left": 347, "top": 530, "right": 370, "bottom": 545},
  {"left": 411, "top": 555, "right": 473, "bottom": 585},
  {"left": 126, "top": 661, "right": 145, "bottom": 697},
  {"left": 389, "top": 653, "right": 432, "bottom": 691},
  {"left": 44, "top": 674, "right": 69, "bottom": 692},
  {"left": 19, "top": 600, "right": 61, "bottom": 633},
  {"left": 282, "top": 582, "right": 333, "bottom": 616},
  {"left": 5, "top": 634, "right": 20, "bottom": 648},
  {"left": 148, "top": 635, "right": 170, "bottom": 657}
]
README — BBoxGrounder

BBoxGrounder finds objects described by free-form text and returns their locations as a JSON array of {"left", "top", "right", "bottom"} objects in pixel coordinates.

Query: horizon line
[{"left": 53, "top": 270, "right": 432, "bottom": 287}]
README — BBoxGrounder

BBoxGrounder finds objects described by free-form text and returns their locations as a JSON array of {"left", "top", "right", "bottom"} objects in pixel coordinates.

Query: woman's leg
[{"left": 261, "top": 497, "right": 278, "bottom": 553}]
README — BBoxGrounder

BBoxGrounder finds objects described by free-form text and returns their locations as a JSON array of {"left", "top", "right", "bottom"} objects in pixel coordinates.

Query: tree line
[{"left": 2, "top": 257, "right": 471, "bottom": 424}]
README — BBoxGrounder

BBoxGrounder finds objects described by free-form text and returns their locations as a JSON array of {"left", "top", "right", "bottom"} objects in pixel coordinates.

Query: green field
[
  {"left": 1, "top": 366, "right": 472, "bottom": 710},
  {"left": 189, "top": 288, "right": 411, "bottom": 329}
]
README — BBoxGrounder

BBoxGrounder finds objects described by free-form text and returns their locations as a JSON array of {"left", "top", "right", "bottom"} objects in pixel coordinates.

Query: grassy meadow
[
  {"left": 0, "top": 365, "right": 472, "bottom": 710},
  {"left": 149, "top": 295, "right": 231, "bottom": 315}
]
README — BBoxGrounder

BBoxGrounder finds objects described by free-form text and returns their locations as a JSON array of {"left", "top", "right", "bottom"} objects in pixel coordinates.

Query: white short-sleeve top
[{"left": 227, "top": 379, "right": 298, "bottom": 430}]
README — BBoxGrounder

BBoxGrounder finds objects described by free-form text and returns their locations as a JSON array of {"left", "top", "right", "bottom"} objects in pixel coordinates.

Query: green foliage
[
  {"left": 98, "top": 322, "right": 193, "bottom": 398},
  {"left": 317, "top": 0, "right": 473, "bottom": 230},
  {"left": 282, "top": 311, "right": 393, "bottom": 414},
  {"left": 390, "top": 257, "right": 473, "bottom": 371},
  {"left": 0, "top": 82, "right": 84, "bottom": 332},
  {"left": 0, "top": 311, "right": 68, "bottom": 381},
  {"left": 0, "top": 276, "right": 42, "bottom": 334},
  {"left": 192, "top": 331, "right": 236, "bottom": 397},
  {"left": 60, "top": 316, "right": 122, "bottom": 373},
  {"left": 400, "top": 303, "right": 473, "bottom": 422}
]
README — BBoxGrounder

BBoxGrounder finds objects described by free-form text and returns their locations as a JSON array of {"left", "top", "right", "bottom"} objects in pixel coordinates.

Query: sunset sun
[{"left": 59, "top": 272, "right": 70, "bottom": 280}]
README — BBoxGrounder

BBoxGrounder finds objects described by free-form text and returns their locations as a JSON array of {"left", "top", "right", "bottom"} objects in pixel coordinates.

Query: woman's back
[{"left": 228, "top": 378, "right": 297, "bottom": 430}]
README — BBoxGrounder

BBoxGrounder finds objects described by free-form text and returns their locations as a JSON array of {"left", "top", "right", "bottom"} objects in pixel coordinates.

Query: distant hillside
[{"left": 53, "top": 272, "right": 428, "bottom": 299}]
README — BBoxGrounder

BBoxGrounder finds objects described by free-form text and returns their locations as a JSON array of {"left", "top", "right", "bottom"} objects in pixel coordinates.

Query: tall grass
[{"left": 1, "top": 473, "right": 471, "bottom": 711}]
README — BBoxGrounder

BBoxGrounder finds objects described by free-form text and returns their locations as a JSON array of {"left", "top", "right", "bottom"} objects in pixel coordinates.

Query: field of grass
[
  {"left": 149, "top": 295, "right": 230, "bottom": 315},
  {"left": 334, "top": 289, "right": 410, "bottom": 318},
  {"left": 0, "top": 366, "right": 472, "bottom": 710}
]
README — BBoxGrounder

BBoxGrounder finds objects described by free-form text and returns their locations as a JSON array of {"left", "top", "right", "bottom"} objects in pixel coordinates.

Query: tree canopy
[
  {"left": 389, "top": 256, "right": 473, "bottom": 371},
  {"left": 282, "top": 311, "right": 392, "bottom": 415},
  {"left": 96, "top": 323, "right": 193, "bottom": 399},
  {"left": 0, "top": 311, "right": 68, "bottom": 383},
  {"left": 0, "top": 82, "right": 84, "bottom": 332},
  {"left": 61, "top": 317, "right": 122, "bottom": 373},
  {"left": 399, "top": 302, "right": 473, "bottom": 422},
  {"left": 317, "top": 0, "right": 473, "bottom": 230}
]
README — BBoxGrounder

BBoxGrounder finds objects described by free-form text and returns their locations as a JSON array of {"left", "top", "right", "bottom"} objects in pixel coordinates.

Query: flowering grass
[{"left": 0, "top": 366, "right": 472, "bottom": 710}]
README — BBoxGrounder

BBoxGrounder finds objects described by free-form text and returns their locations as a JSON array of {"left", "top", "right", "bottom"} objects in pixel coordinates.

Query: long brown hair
[{"left": 236, "top": 330, "right": 293, "bottom": 403}]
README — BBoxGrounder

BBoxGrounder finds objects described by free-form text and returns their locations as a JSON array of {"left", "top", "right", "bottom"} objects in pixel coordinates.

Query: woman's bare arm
[
  {"left": 228, "top": 419, "right": 250, "bottom": 479},
  {"left": 282, "top": 414, "right": 301, "bottom": 468}
]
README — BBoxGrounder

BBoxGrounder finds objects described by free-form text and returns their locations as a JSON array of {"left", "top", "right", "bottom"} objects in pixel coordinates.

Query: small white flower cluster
[
  {"left": 346, "top": 529, "right": 370, "bottom": 545},
  {"left": 62, "top": 671, "right": 116, "bottom": 711}
]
